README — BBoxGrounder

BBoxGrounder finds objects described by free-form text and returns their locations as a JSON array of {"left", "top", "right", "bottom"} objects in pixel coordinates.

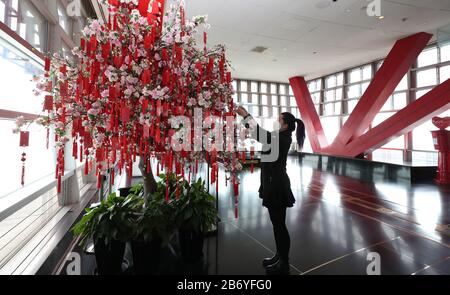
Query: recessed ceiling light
[
  {"left": 345, "top": 8, "right": 352, "bottom": 13},
  {"left": 250, "top": 46, "right": 269, "bottom": 53},
  {"left": 378, "top": 15, "right": 385, "bottom": 20}
]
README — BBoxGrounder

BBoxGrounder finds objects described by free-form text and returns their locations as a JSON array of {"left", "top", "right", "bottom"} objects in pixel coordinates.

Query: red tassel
[
  {"left": 73, "top": 141, "right": 78, "bottom": 159},
  {"left": 111, "top": 169, "right": 115, "bottom": 186},
  {"left": 57, "top": 174, "right": 62, "bottom": 194},
  {"left": 165, "top": 175, "right": 169, "bottom": 203},
  {"left": 250, "top": 147, "right": 255, "bottom": 173},
  {"left": 46, "top": 128, "right": 50, "bottom": 149},
  {"left": 45, "top": 57, "right": 51, "bottom": 72},
  {"left": 84, "top": 158, "right": 89, "bottom": 175},
  {"left": 20, "top": 152, "right": 26, "bottom": 186},
  {"left": 97, "top": 172, "right": 102, "bottom": 189}
]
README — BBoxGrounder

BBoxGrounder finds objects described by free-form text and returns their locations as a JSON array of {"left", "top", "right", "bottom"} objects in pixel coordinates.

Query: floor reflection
[{"left": 205, "top": 155, "right": 450, "bottom": 275}]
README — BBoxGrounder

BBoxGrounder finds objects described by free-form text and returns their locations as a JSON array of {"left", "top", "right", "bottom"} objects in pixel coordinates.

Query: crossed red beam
[{"left": 290, "top": 32, "right": 450, "bottom": 157}]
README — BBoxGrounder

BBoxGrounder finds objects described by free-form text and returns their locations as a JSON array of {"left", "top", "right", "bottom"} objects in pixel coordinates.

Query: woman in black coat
[{"left": 236, "top": 106, "right": 305, "bottom": 275}]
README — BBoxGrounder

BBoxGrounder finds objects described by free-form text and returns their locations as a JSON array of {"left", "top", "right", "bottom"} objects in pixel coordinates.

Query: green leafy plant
[
  {"left": 72, "top": 192, "right": 143, "bottom": 246},
  {"left": 174, "top": 178, "right": 219, "bottom": 234}
]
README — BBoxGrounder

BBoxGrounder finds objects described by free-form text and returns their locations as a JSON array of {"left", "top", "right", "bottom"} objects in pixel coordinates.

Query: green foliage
[
  {"left": 72, "top": 172, "right": 219, "bottom": 247},
  {"left": 72, "top": 192, "right": 143, "bottom": 246}
]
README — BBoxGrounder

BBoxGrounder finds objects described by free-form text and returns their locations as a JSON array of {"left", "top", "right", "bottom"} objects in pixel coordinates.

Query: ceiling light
[
  {"left": 378, "top": 15, "right": 385, "bottom": 20},
  {"left": 345, "top": 8, "right": 352, "bottom": 13},
  {"left": 250, "top": 46, "right": 269, "bottom": 53}
]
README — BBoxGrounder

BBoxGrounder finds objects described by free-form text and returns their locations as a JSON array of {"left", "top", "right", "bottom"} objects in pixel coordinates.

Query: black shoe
[
  {"left": 262, "top": 253, "right": 279, "bottom": 268},
  {"left": 265, "top": 259, "right": 290, "bottom": 275}
]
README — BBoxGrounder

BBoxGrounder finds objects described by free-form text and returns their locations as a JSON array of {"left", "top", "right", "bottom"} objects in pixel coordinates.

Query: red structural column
[
  {"left": 328, "top": 32, "right": 432, "bottom": 152},
  {"left": 289, "top": 76, "right": 328, "bottom": 152},
  {"left": 342, "top": 79, "right": 450, "bottom": 157}
]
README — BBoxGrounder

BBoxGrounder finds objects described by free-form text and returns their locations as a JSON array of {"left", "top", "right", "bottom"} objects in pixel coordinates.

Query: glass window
[
  {"left": 395, "top": 74, "right": 408, "bottom": 91},
  {"left": 321, "top": 116, "right": 340, "bottom": 142},
  {"left": 270, "top": 83, "right": 277, "bottom": 93},
  {"left": 272, "top": 107, "right": 279, "bottom": 116},
  {"left": 413, "top": 119, "right": 436, "bottom": 151},
  {"left": 362, "top": 65, "right": 372, "bottom": 80},
  {"left": 240, "top": 81, "right": 248, "bottom": 92},
  {"left": 347, "top": 84, "right": 360, "bottom": 99},
  {"left": 417, "top": 47, "right": 438, "bottom": 67},
  {"left": 280, "top": 85, "right": 287, "bottom": 94},
  {"left": 324, "top": 103, "right": 334, "bottom": 116},
  {"left": 262, "top": 106, "right": 269, "bottom": 117},
  {"left": 440, "top": 65, "right": 450, "bottom": 83},
  {"left": 362, "top": 82, "right": 370, "bottom": 94},
  {"left": 417, "top": 68, "right": 437, "bottom": 87},
  {"left": 334, "top": 102, "right": 341, "bottom": 114},
  {"left": 240, "top": 93, "right": 248, "bottom": 103},
  {"left": 279, "top": 96, "right": 287, "bottom": 106},
  {"left": 6, "top": 0, "right": 48, "bottom": 52},
  {"left": 393, "top": 92, "right": 407, "bottom": 110},
  {"left": 232, "top": 93, "right": 238, "bottom": 102},
  {"left": 308, "top": 79, "right": 321, "bottom": 92},
  {"left": 290, "top": 108, "right": 299, "bottom": 118},
  {"left": 58, "top": 2, "right": 72, "bottom": 36},
  {"left": 232, "top": 80, "right": 237, "bottom": 91},
  {"left": 381, "top": 97, "right": 393, "bottom": 111},
  {"left": 335, "top": 88, "right": 343, "bottom": 101},
  {"left": 281, "top": 107, "right": 287, "bottom": 113},
  {"left": 0, "top": 39, "right": 43, "bottom": 114},
  {"left": 347, "top": 100, "right": 358, "bottom": 114},
  {"left": 325, "top": 90, "right": 334, "bottom": 102},
  {"left": 251, "top": 105, "right": 259, "bottom": 117},
  {"left": 0, "top": 1, "right": 5, "bottom": 22},
  {"left": 326, "top": 75, "right": 336, "bottom": 88},
  {"left": 260, "top": 83, "right": 267, "bottom": 93},
  {"left": 312, "top": 93, "right": 321, "bottom": 104},
  {"left": 289, "top": 97, "right": 297, "bottom": 106},
  {"left": 336, "top": 73, "right": 344, "bottom": 86},
  {"left": 288, "top": 86, "right": 294, "bottom": 96},
  {"left": 0, "top": 120, "right": 55, "bottom": 198},
  {"left": 441, "top": 43, "right": 450, "bottom": 62},
  {"left": 251, "top": 82, "right": 258, "bottom": 93},
  {"left": 349, "top": 68, "right": 361, "bottom": 83},
  {"left": 261, "top": 95, "right": 268, "bottom": 105},
  {"left": 416, "top": 88, "right": 431, "bottom": 99}
]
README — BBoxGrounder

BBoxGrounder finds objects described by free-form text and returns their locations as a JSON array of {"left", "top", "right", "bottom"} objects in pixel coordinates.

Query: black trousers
[{"left": 268, "top": 206, "right": 290, "bottom": 261}]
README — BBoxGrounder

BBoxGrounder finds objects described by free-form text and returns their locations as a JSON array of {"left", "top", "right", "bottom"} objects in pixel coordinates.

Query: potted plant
[
  {"left": 130, "top": 186, "right": 174, "bottom": 275},
  {"left": 174, "top": 178, "right": 219, "bottom": 263},
  {"left": 72, "top": 191, "right": 142, "bottom": 275}
]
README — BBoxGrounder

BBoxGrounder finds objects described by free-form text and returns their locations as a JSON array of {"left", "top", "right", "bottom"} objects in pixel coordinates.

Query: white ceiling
[{"left": 169, "top": 0, "right": 450, "bottom": 82}]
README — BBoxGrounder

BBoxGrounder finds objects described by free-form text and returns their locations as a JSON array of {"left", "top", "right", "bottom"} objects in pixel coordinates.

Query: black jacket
[{"left": 245, "top": 117, "right": 296, "bottom": 209}]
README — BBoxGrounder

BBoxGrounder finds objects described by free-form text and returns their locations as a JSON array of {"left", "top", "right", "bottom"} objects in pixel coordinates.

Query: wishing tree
[{"left": 19, "top": 0, "right": 244, "bottom": 212}]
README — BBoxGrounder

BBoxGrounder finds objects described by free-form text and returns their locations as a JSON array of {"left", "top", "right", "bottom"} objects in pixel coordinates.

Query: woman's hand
[{"left": 236, "top": 106, "right": 249, "bottom": 117}]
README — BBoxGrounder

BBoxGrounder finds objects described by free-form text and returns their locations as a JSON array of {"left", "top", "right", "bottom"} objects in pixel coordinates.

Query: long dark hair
[{"left": 281, "top": 112, "right": 306, "bottom": 150}]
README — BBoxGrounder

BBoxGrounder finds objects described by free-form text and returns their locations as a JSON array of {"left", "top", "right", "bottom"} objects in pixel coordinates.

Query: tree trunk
[{"left": 139, "top": 156, "right": 157, "bottom": 203}]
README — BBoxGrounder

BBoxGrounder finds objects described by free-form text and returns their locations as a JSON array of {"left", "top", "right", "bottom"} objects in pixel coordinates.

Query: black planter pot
[
  {"left": 178, "top": 229, "right": 204, "bottom": 262},
  {"left": 118, "top": 187, "right": 132, "bottom": 197},
  {"left": 131, "top": 238, "right": 162, "bottom": 275},
  {"left": 94, "top": 238, "right": 126, "bottom": 275}
]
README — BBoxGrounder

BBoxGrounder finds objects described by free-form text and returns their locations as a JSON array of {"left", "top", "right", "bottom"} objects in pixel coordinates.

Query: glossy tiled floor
[
  {"left": 58, "top": 155, "right": 450, "bottom": 275},
  {"left": 201, "top": 155, "right": 450, "bottom": 275}
]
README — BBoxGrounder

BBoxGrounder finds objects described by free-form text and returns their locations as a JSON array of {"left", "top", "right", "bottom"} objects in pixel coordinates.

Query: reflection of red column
[{"left": 431, "top": 130, "right": 450, "bottom": 184}]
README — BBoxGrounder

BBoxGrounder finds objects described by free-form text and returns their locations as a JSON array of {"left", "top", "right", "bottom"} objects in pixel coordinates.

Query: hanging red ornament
[
  {"left": 19, "top": 131, "right": 29, "bottom": 186},
  {"left": 138, "top": 0, "right": 151, "bottom": 16}
]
